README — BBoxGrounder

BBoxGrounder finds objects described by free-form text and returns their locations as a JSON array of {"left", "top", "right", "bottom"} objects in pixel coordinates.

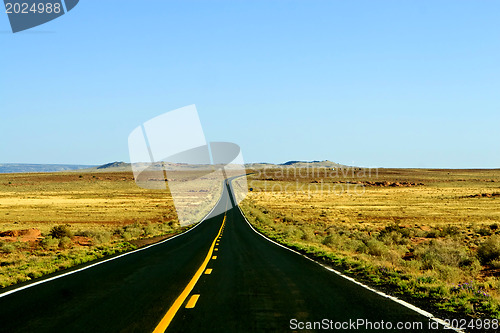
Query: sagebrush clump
[
  {"left": 49, "top": 225, "right": 73, "bottom": 239},
  {"left": 477, "top": 236, "right": 500, "bottom": 265}
]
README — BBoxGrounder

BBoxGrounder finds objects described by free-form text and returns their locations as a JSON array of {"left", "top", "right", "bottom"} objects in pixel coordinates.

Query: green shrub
[
  {"left": 425, "top": 230, "right": 439, "bottom": 238},
  {"left": 49, "top": 225, "right": 72, "bottom": 239},
  {"left": 416, "top": 239, "right": 471, "bottom": 270},
  {"left": 75, "top": 230, "right": 93, "bottom": 237},
  {"left": 366, "top": 239, "right": 387, "bottom": 257},
  {"left": 95, "top": 231, "right": 112, "bottom": 244},
  {"left": 128, "top": 227, "right": 143, "bottom": 238},
  {"left": 477, "top": 227, "right": 493, "bottom": 237},
  {"left": 41, "top": 236, "right": 59, "bottom": 250},
  {"left": 122, "top": 232, "right": 132, "bottom": 241},
  {"left": 354, "top": 240, "right": 368, "bottom": 253},
  {"left": 300, "top": 229, "right": 316, "bottom": 242},
  {"left": 490, "top": 260, "right": 500, "bottom": 269},
  {"left": 477, "top": 236, "right": 500, "bottom": 265},
  {"left": 143, "top": 224, "right": 156, "bottom": 236},
  {"left": 112, "top": 224, "right": 139, "bottom": 240},
  {"left": 282, "top": 225, "right": 301, "bottom": 239},
  {"left": 441, "top": 225, "right": 460, "bottom": 237},
  {"left": 459, "top": 257, "right": 482, "bottom": 276},
  {"left": 59, "top": 236, "right": 73, "bottom": 249},
  {"left": 322, "top": 235, "right": 337, "bottom": 247},
  {"left": 74, "top": 229, "right": 113, "bottom": 245},
  {"left": 379, "top": 231, "right": 409, "bottom": 246},
  {"left": 0, "top": 242, "right": 16, "bottom": 254}
]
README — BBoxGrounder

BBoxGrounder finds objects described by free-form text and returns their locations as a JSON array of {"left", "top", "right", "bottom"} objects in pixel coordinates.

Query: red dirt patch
[
  {"left": 72, "top": 236, "right": 92, "bottom": 246},
  {"left": 0, "top": 228, "right": 42, "bottom": 242}
]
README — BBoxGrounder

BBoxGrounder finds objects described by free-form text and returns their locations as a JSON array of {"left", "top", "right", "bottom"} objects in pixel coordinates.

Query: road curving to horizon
[{"left": 0, "top": 179, "right": 454, "bottom": 332}]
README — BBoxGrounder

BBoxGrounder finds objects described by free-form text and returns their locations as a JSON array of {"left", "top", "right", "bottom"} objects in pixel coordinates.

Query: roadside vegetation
[
  {"left": 238, "top": 168, "right": 500, "bottom": 319},
  {"left": 0, "top": 172, "right": 180, "bottom": 288}
]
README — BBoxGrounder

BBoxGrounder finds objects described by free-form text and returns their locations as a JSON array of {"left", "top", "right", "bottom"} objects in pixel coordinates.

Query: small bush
[
  {"left": 354, "top": 240, "right": 368, "bottom": 253},
  {"left": 300, "top": 229, "right": 316, "bottom": 242},
  {"left": 166, "top": 220, "right": 178, "bottom": 227},
  {"left": 425, "top": 230, "right": 439, "bottom": 238},
  {"left": 366, "top": 239, "right": 387, "bottom": 257},
  {"left": 441, "top": 225, "right": 460, "bottom": 237},
  {"left": 379, "top": 231, "right": 409, "bottom": 246},
  {"left": 122, "top": 232, "right": 132, "bottom": 241},
  {"left": 416, "top": 239, "right": 471, "bottom": 270},
  {"left": 49, "top": 225, "right": 72, "bottom": 239},
  {"left": 322, "top": 235, "right": 337, "bottom": 247},
  {"left": 59, "top": 236, "right": 73, "bottom": 249},
  {"left": 490, "top": 259, "right": 500, "bottom": 269},
  {"left": 92, "top": 231, "right": 112, "bottom": 245},
  {"left": 0, "top": 242, "right": 16, "bottom": 254},
  {"left": 143, "top": 224, "right": 156, "bottom": 236},
  {"left": 477, "top": 236, "right": 500, "bottom": 265},
  {"left": 283, "top": 226, "right": 301, "bottom": 239},
  {"left": 477, "top": 227, "right": 493, "bottom": 237},
  {"left": 126, "top": 227, "right": 143, "bottom": 238},
  {"left": 117, "top": 223, "right": 143, "bottom": 239},
  {"left": 41, "top": 237, "right": 59, "bottom": 250},
  {"left": 378, "top": 223, "right": 411, "bottom": 240}
]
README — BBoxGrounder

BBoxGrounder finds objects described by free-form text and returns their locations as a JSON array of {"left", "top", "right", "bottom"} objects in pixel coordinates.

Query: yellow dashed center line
[
  {"left": 204, "top": 269, "right": 212, "bottom": 275},
  {"left": 185, "top": 295, "right": 200, "bottom": 309},
  {"left": 152, "top": 214, "right": 226, "bottom": 332},
  {"left": 212, "top": 256, "right": 217, "bottom": 260}
]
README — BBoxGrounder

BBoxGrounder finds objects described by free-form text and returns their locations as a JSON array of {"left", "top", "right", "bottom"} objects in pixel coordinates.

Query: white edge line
[
  {"left": 0, "top": 185, "right": 225, "bottom": 299},
  {"left": 229, "top": 179, "right": 465, "bottom": 333}
]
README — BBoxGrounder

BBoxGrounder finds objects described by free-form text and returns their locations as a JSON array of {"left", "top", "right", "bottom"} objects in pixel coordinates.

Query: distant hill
[
  {"left": 83, "top": 161, "right": 132, "bottom": 172},
  {"left": 89, "top": 160, "right": 350, "bottom": 172},
  {"left": 96, "top": 161, "right": 131, "bottom": 170},
  {"left": 0, "top": 160, "right": 350, "bottom": 174},
  {"left": 279, "top": 160, "right": 349, "bottom": 168},
  {"left": 0, "top": 163, "right": 97, "bottom": 174},
  {"left": 245, "top": 162, "right": 273, "bottom": 169}
]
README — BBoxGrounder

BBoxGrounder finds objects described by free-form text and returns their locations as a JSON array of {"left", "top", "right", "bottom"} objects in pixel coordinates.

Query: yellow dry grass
[
  {"left": 0, "top": 172, "right": 177, "bottom": 234},
  {"left": 244, "top": 168, "right": 500, "bottom": 231}
]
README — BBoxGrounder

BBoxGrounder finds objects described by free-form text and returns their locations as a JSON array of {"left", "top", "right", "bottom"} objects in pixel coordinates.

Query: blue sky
[{"left": 1, "top": 0, "right": 498, "bottom": 168}]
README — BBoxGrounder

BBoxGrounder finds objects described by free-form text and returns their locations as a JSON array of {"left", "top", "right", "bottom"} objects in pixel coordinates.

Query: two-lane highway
[
  {"left": 0, "top": 184, "right": 230, "bottom": 332},
  {"left": 0, "top": 179, "right": 450, "bottom": 332}
]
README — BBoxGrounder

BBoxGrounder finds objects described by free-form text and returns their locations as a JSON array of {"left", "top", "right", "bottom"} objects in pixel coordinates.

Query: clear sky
[{"left": 1, "top": 0, "right": 499, "bottom": 168}]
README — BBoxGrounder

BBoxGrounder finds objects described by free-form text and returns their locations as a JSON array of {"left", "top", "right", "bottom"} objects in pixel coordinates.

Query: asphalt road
[{"left": 0, "top": 180, "right": 450, "bottom": 332}]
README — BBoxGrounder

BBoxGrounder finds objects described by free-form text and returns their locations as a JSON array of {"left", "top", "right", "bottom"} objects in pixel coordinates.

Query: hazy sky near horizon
[{"left": 1, "top": 0, "right": 499, "bottom": 168}]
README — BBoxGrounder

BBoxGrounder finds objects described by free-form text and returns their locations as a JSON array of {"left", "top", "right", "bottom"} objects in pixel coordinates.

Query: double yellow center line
[{"left": 152, "top": 214, "right": 226, "bottom": 333}]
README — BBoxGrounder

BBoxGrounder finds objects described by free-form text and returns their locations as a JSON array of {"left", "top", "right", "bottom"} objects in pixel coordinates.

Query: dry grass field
[
  {"left": 0, "top": 172, "right": 177, "bottom": 227},
  {"left": 0, "top": 172, "right": 179, "bottom": 287},
  {"left": 238, "top": 167, "right": 500, "bottom": 318}
]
